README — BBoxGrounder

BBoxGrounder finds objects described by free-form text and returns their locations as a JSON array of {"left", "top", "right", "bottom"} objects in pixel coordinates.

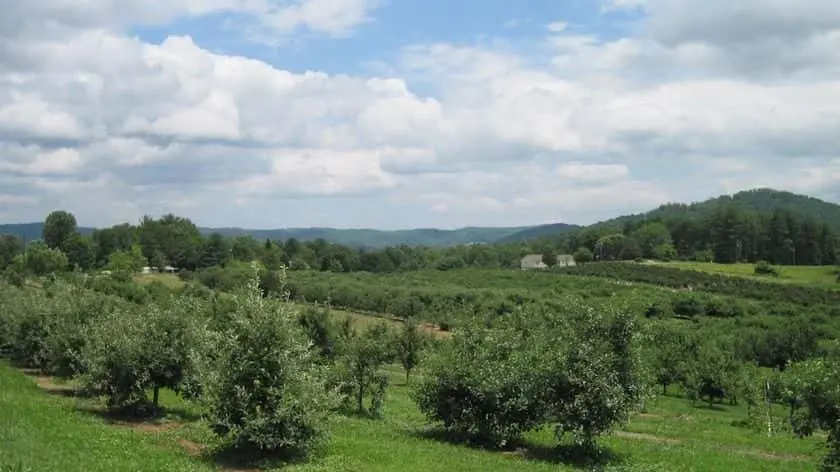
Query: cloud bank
[{"left": 1, "top": 0, "right": 839, "bottom": 228}]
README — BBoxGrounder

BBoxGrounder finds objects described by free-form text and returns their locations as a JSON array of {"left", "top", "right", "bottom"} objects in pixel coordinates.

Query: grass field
[
  {"left": 1, "top": 359, "right": 825, "bottom": 472},
  {"left": 133, "top": 273, "right": 185, "bottom": 290},
  {"left": 661, "top": 261, "right": 839, "bottom": 288}
]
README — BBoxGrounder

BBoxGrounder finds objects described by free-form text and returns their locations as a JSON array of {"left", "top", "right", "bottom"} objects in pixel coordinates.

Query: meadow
[
  {"left": 2, "top": 262, "right": 840, "bottom": 472},
  {"left": 660, "top": 261, "right": 840, "bottom": 288}
]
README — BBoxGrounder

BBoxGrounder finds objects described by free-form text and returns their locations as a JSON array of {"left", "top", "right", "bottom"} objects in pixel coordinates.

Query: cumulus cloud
[{"left": 1, "top": 0, "right": 839, "bottom": 228}]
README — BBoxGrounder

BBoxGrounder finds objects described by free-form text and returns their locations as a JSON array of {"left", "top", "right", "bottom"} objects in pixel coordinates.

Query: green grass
[
  {"left": 1, "top": 361, "right": 826, "bottom": 472},
  {"left": 0, "top": 363, "right": 214, "bottom": 472},
  {"left": 661, "top": 261, "right": 839, "bottom": 288},
  {"left": 133, "top": 273, "right": 186, "bottom": 290}
]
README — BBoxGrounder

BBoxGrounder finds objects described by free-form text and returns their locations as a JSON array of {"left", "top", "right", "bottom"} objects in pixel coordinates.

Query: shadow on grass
[
  {"left": 76, "top": 402, "right": 202, "bottom": 425},
  {"left": 411, "top": 428, "right": 624, "bottom": 468},
  {"left": 693, "top": 403, "right": 728, "bottom": 412},
  {"left": 201, "top": 442, "right": 312, "bottom": 472},
  {"left": 336, "top": 406, "right": 384, "bottom": 421}
]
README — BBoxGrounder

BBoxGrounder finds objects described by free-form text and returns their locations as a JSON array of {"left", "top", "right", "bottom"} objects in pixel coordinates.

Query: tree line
[
  {"left": 552, "top": 203, "right": 839, "bottom": 265},
  {"left": 0, "top": 211, "right": 533, "bottom": 277},
  {"left": 4, "top": 200, "right": 839, "bottom": 282}
]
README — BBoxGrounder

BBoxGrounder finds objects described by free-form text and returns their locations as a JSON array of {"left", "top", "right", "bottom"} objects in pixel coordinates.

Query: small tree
[
  {"left": 107, "top": 245, "right": 147, "bottom": 281},
  {"left": 43, "top": 210, "right": 77, "bottom": 251},
  {"left": 14, "top": 240, "right": 68, "bottom": 276},
  {"left": 414, "top": 320, "right": 546, "bottom": 448},
  {"left": 80, "top": 298, "right": 198, "bottom": 414},
  {"left": 573, "top": 247, "right": 593, "bottom": 265},
  {"left": 541, "top": 249, "right": 557, "bottom": 268},
  {"left": 339, "top": 322, "right": 395, "bottom": 416},
  {"left": 198, "top": 265, "right": 339, "bottom": 458},
  {"left": 785, "top": 355, "right": 840, "bottom": 471},
  {"left": 540, "top": 307, "right": 649, "bottom": 448},
  {"left": 396, "top": 318, "right": 427, "bottom": 384},
  {"left": 754, "top": 261, "right": 780, "bottom": 277}
]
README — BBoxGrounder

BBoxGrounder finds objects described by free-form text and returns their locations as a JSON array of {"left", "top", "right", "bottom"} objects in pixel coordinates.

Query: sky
[{"left": 1, "top": 0, "right": 840, "bottom": 230}]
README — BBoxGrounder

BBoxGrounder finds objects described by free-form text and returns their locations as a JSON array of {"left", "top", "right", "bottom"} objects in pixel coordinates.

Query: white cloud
[
  {"left": 0, "top": 0, "right": 380, "bottom": 41},
  {"left": 556, "top": 162, "right": 630, "bottom": 183},
  {"left": 259, "top": 0, "right": 381, "bottom": 37},
  {"left": 546, "top": 21, "right": 568, "bottom": 33},
  {"left": 1, "top": 0, "right": 840, "bottom": 229}
]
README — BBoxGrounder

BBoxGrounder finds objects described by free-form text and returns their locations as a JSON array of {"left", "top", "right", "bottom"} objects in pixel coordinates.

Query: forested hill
[
  {"left": 493, "top": 223, "right": 581, "bottom": 244},
  {"left": 542, "top": 188, "right": 840, "bottom": 266},
  {"left": 0, "top": 222, "right": 540, "bottom": 249},
  {"left": 589, "top": 188, "right": 840, "bottom": 233}
]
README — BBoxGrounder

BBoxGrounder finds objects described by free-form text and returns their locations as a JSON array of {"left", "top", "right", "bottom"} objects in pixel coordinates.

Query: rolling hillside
[
  {"left": 586, "top": 188, "right": 840, "bottom": 232},
  {"left": 494, "top": 222, "right": 581, "bottom": 244},
  {"left": 2, "top": 188, "right": 835, "bottom": 248}
]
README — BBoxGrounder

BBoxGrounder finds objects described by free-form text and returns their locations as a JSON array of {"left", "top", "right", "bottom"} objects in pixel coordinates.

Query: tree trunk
[
  {"left": 406, "top": 369, "right": 411, "bottom": 385},
  {"left": 357, "top": 387, "right": 364, "bottom": 414},
  {"left": 153, "top": 386, "right": 160, "bottom": 410}
]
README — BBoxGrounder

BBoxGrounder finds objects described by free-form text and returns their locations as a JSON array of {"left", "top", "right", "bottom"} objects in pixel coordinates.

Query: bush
[
  {"left": 413, "top": 323, "right": 546, "bottom": 448},
  {"left": 198, "top": 266, "right": 339, "bottom": 459},
  {"left": 337, "top": 322, "right": 395, "bottom": 416},
  {"left": 754, "top": 261, "right": 780, "bottom": 277},
  {"left": 414, "top": 302, "right": 648, "bottom": 449},
  {"left": 79, "top": 296, "right": 200, "bottom": 414}
]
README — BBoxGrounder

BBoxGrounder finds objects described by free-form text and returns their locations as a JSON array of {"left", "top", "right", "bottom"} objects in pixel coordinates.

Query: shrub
[
  {"left": 785, "top": 355, "right": 840, "bottom": 471},
  {"left": 337, "top": 322, "right": 395, "bottom": 416},
  {"left": 396, "top": 318, "right": 428, "bottom": 384},
  {"left": 414, "top": 302, "right": 648, "bottom": 449},
  {"left": 79, "top": 297, "right": 200, "bottom": 414},
  {"left": 413, "top": 322, "right": 546, "bottom": 448},
  {"left": 754, "top": 261, "right": 780, "bottom": 277},
  {"left": 198, "top": 266, "right": 339, "bottom": 459},
  {"left": 298, "top": 304, "right": 344, "bottom": 360}
]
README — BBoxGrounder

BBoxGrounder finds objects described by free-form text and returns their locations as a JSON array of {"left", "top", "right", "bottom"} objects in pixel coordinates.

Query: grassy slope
[
  {"left": 661, "top": 261, "right": 839, "bottom": 288},
  {"left": 2, "top": 359, "right": 825, "bottom": 472},
  {"left": 0, "top": 363, "right": 214, "bottom": 472}
]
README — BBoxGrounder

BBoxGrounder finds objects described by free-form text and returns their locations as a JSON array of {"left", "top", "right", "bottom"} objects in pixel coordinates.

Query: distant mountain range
[
  {"left": 0, "top": 221, "right": 579, "bottom": 249},
  {"left": 2, "top": 188, "right": 838, "bottom": 248}
]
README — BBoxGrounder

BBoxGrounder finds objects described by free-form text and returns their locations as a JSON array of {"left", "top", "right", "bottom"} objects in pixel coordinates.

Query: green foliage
[
  {"left": 573, "top": 246, "right": 593, "bottom": 264},
  {"left": 754, "top": 260, "right": 780, "bottom": 277},
  {"left": 785, "top": 354, "right": 840, "bottom": 471},
  {"left": 338, "top": 322, "right": 395, "bottom": 416},
  {"left": 396, "top": 318, "right": 427, "bottom": 383},
  {"left": 557, "top": 262, "right": 840, "bottom": 306},
  {"left": 414, "top": 302, "right": 648, "bottom": 449},
  {"left": 736, "top": 318, "right": 820, "bottom": 370},
  {"left": 650, "top": 323, "right": 698, "bottom": 394},
  {"left": 414, "top": 318, "right": 547, "bottom": 447},
  {"left": 197, "top": 266, "right": 339, "bottom": 458},
  {"left": 297, "top": 304, "right": 345, "bottom": 360},
  {"left": 0, "top": 234, "right": 24, "bottom": 270},
  {"left": 79, "top": 297, "right": 199, "bottom": 413},
  {"left": 106, "top": 244, "right": 147, "bottom": 281},
  {"left": 682, "top": 339, "right": 742, "bottom": 407},
  {"left": 14, "top": 240, "right": 68, "bottom": 276},
  {"left": 42, "top": 210, "right": 77, "bottom": 251}
]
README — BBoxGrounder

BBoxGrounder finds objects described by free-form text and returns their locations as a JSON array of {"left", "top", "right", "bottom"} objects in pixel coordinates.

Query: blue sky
[
  {"left": 1, "top": 0, "right": 839, "bottom": 229},
  {"left": 131, "top": 1, "right": 641, "bottom": 76}
]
